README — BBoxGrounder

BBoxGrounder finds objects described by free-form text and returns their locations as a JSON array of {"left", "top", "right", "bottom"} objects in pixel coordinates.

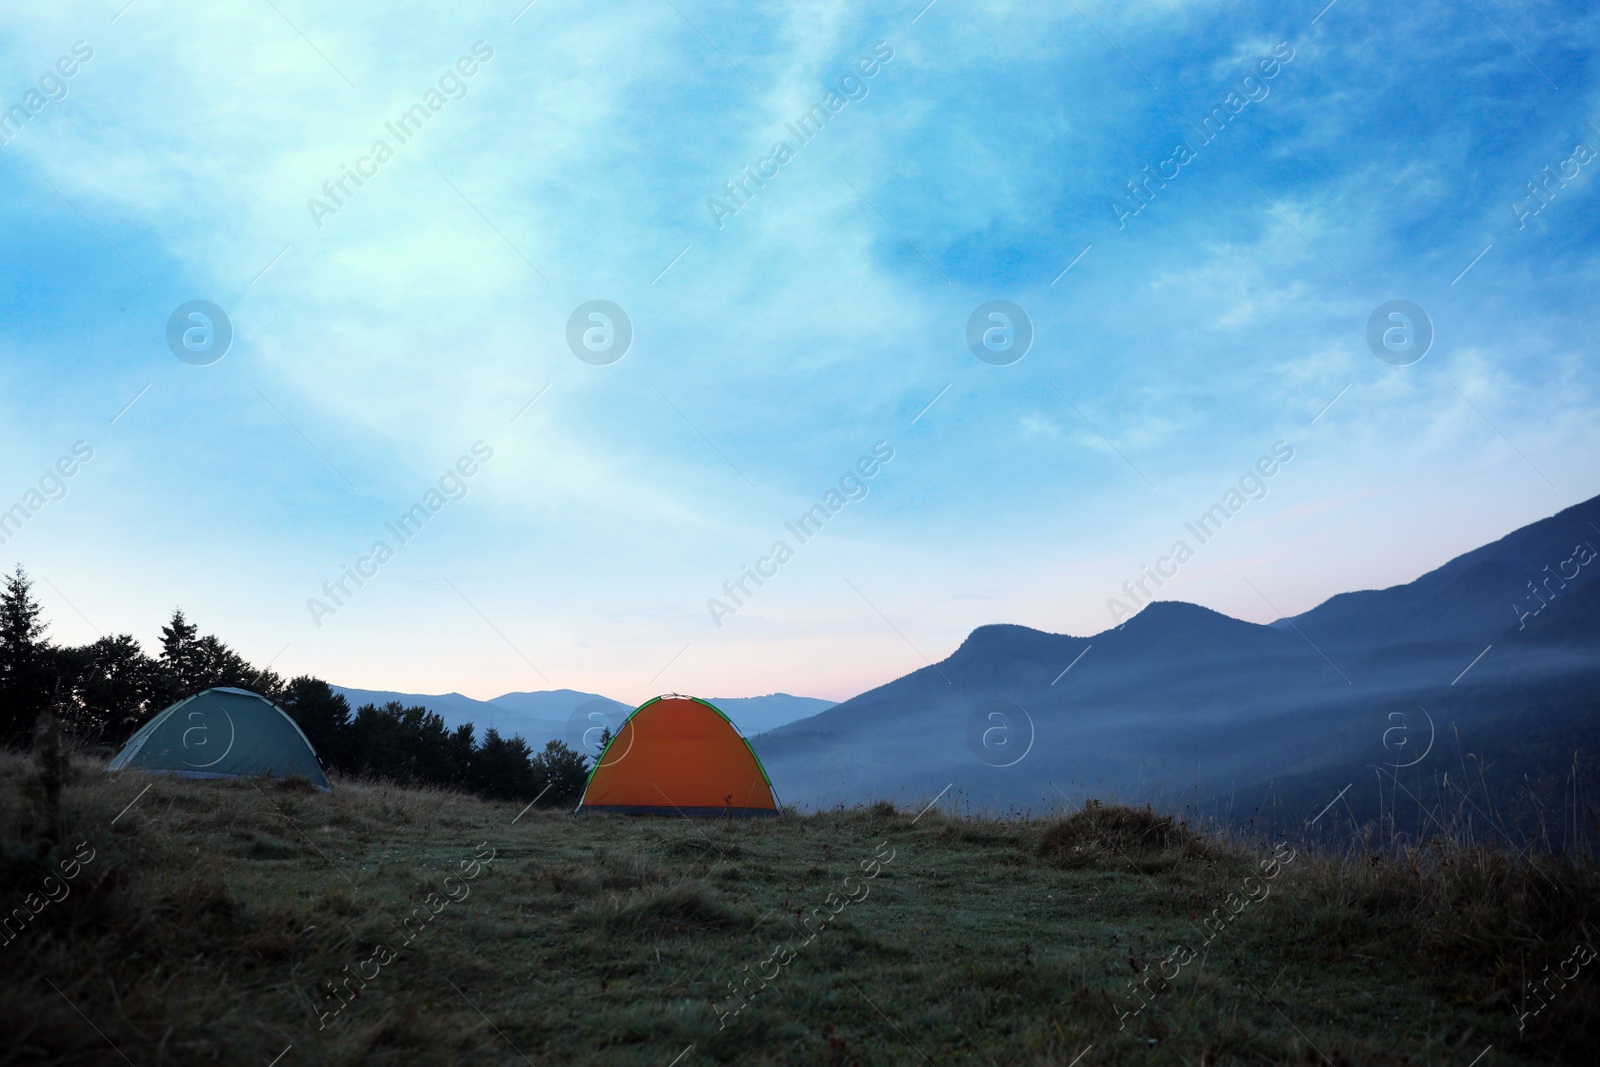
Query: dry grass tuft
[{"left": 1036, "top": 800, "right": 1229, "bottom": 873}]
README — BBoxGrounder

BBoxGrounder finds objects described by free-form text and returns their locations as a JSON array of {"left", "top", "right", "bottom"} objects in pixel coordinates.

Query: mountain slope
[
  {"left": 1286, "top": 493, "right": 1600, "bottom": 660},
  {"left": 753, "top": 493, "right": 1600, "bottom": 813}
]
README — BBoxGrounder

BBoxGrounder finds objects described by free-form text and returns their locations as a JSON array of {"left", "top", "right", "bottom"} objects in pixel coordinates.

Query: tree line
[{"left": 0, "top": 565, "right": 590, "bottom": 805}]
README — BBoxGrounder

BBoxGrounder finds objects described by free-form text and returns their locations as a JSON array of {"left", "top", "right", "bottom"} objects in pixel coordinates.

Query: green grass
[{"left": 1, "top": 752, "right": 1596, "bottom": 1065}]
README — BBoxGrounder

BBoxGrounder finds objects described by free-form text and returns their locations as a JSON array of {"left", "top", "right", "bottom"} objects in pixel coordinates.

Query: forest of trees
[{"left": 0, "top": 565, "right": 590, "bottom": 805}]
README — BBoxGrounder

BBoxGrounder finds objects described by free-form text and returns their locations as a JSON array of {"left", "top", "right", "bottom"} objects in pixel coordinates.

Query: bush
[{"left": 1037, "top": 802, "right": 1220, "bottom": 870}]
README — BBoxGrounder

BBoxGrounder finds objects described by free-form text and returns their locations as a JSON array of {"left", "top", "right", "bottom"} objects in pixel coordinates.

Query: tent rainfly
[
  {"left": 106, "top": 687, "right": 331, "bottom": 792},
  {"left": 576, "top": 695, "right": 779, "bottom": 817}
]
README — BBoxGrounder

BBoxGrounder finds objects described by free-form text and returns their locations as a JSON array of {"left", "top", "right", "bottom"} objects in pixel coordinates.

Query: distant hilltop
[{"left": 328, "top": 686, "right": 834, "bottom": 748}]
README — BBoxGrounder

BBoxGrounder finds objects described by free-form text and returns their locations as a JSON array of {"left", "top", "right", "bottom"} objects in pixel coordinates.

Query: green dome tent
[{"left": 107, "top": 687, "right": 331, "bottom": 792}]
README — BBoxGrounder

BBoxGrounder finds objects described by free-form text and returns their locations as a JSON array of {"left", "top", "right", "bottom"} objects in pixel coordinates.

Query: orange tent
[{"left": 576, "top": 695, "right": 779, "bottom": 817}]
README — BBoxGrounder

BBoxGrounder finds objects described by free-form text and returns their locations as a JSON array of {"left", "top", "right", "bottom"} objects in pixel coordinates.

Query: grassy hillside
[{"left": 1, "top": 751, "right": 1596, "bottom": 1066}]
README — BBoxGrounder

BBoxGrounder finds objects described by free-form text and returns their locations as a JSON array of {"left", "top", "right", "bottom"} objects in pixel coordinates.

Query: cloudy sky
[{"left": 2, "top": 0, "right": 1595, "bottom": 704}]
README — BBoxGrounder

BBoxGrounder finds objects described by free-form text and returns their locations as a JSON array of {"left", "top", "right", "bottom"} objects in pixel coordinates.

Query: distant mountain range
[
  {"left": 750, "top": 493, "right": 1600, "bottom": 822},
  {"left": 328, "top": 685, "right": 833, "bottom": 754},
  {"left": 334, "top": 495, "right": 1598, "bottom": 826}
]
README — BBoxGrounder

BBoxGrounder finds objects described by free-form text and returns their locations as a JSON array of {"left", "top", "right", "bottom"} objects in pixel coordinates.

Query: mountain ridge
[{"left": 752, "top": 492, "right": 1600, "bottom": 812}]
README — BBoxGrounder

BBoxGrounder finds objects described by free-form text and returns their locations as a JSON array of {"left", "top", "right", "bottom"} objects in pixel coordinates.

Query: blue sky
[{"left": 1, "top": 0, "right": 1596, "bottom": 703}]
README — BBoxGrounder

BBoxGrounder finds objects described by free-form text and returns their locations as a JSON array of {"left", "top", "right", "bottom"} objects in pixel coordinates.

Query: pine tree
[
  {"left": 446, "top": 724, "right": 476, "bottom": 789},
  {"left": 188, "top": 633, "right": 256, "bottom": 691},
  {"left": 156, "top": 609, "right": 199, "bottom": 703},
  {"left": 471, "top": 727, "right": 539, "bottom": 800},
  {"left": 279, "top": 676, "right": 353, "bottom": 771},
  {"left": 0, "top": 565, "right": 53, "bottom": 747}
]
